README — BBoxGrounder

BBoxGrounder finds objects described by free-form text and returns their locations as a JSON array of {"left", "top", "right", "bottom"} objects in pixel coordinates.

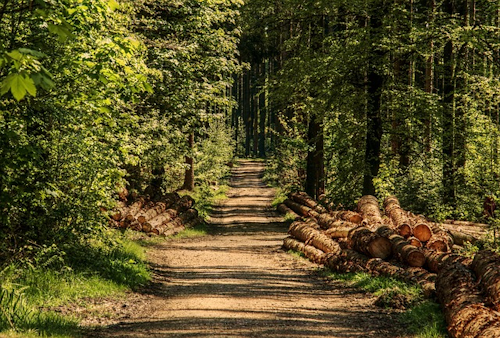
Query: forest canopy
[
  {"left": 0, "top": 0, "right": 240, "bottom": 263},
  {"left": 2, "top": 0, "right": 500, "bottom": 264},
  {"left": 235, "top": 0, "right": 500, "bottom": 223}
]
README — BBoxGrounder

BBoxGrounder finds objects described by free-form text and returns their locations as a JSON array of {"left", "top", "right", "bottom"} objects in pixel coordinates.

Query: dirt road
[{"left": 86, "top": 160, "right": 404, "bottom": 337}]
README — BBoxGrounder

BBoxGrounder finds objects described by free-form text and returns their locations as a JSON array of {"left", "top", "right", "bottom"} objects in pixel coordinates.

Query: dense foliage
[
  {"left": 238, "top": 0, "right": 500, "bottom": 222},
  {"left": 0, "top": 0, "right": 240, "bottom": 264}
]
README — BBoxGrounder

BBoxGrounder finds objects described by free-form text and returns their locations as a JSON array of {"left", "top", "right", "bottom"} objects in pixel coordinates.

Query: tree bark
[
  {"left": 288, "top": 221, "right": 342, "bottom": 255},
  {"left": 348, "top": 226, "right": 392, "bottom": 259},
  {"left": 436, "top": 261, "right": 500, "bottom": 338},
  {"left": 376, "top": 225, "right": 425, "bottom": 267},
  {"left": 383, "top": 196, "right": 413, "bottom": 237},
  {"left": 284, "top": 198, "right": 311, "bottom": 217},
  {"left": 277, "top": 204, "right": 300, "bottom": 220},
  {"left": 258, "top": 61, "right": 266, "bottom": 157},
  {"left": 471, "top": 250, "right": 500, "bottom": 311},
  {"left": 357, "top": 195, "right": 383, "bottom": 226},
  {"left": 442, "top": 0, "right": 456, "bottom": 207},
  {"left": 182, "top": 132, "right": 195, "bottom": 191},
  {"left": 305, "top": 116, "right": 325, "bottom": 199},
  {"left": 283, "top": 236, "right": 325, "bottom": 264},
  {"left": 363, "top": 4, "right": 385, "bottom": 196}
]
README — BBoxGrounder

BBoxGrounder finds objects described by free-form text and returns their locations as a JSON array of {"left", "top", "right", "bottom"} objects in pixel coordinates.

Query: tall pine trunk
[
  {"left": 305, "top": 117, "right": 325, "bottom": 199},
  {"left": 363, "top": 2, "right": 385, "bottom": 196},
  {"left": 442, "top": 0, "right": 456, "bottom": 206}
]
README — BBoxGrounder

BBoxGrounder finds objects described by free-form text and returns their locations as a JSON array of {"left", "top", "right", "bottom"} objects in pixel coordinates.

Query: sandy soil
[{"left": 84, "top": 160, "right": 406, "bottom": 338}]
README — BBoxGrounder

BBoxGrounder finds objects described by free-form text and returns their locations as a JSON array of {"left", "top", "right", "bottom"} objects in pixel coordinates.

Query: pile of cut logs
[
  {"left": 109, "top": 192, "right": 202, "bottom": 236},
  {"left": 279, "top": 192, "right": 500, "bottom": 338}
]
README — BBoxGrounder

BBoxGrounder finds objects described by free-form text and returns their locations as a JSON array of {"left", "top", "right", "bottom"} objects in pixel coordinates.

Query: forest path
[{"left": 85, "top": 160, "right": 404, "bottom": 337}]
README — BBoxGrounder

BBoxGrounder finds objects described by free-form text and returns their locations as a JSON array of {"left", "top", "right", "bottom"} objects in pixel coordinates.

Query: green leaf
[
  {"left": 6, "top": 50, "right": 22, "bottom": 61},
  {"left": 108, "top": 0, "right": 120, "bottom": 11},
  {"left": 47, "top": 23, "right": 74, "bottom": 42},
  {"left": 18, "top": 48, "right": 45, "bottom": 58},
  {"left": 9, "top": 74, "right": 27, "bottom": 101},
  {"left": 3, "top": 73, "right": 37, "bottom": 101}
]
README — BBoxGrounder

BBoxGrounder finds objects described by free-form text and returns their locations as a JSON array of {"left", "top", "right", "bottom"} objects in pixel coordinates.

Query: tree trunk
[
  {"left": 182, "top": 132, "right": 195, "bottom": 191},
  {"left": 442, "top": 0, "right": 456, "bottom": 207},
  {"left": 258, "top": 61, "right": 266, "bottom": 157},
  {"left": 363, "top": 4, "right": 385, "bottom": 196},
  {"left": 305, "top": 116, "right": 325, "bottom": 199}
]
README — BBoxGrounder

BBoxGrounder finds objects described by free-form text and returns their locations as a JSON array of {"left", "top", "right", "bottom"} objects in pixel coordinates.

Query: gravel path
[{"left": 85, "top": 160, "right": 405, "bottom": 337}]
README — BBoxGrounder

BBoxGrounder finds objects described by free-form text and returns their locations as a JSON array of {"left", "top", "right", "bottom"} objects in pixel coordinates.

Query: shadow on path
[{"left": 85, "top": 160, "right": 404, "bottom": 338}]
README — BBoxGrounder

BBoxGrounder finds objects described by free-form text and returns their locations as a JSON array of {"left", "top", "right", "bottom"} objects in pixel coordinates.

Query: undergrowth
[{"left": 0, "top": 228, "right": 151, "bottom": 337}]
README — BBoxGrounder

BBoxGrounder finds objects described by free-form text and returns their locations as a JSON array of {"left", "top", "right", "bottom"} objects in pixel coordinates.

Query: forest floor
[{"left": 83, "top": 160, "right": 407, "bottom": 338}]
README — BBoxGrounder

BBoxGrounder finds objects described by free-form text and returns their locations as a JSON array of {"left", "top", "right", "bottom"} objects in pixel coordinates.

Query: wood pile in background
[
  {"left": 109, "top": 192, "right": 202, "bottom": 237},
  {"left": 278, "top": 192, "right": 499, "bottom": 338}
]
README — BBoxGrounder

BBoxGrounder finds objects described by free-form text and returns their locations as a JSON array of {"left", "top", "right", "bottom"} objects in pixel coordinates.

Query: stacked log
[
  {"left": 321, "top": 211, "right": 363, "bottom": 225},
  {"left": 404, "top": 213, "right": 432, "bottom": 243},
  {"left": 110, "top": 192, "right": 200, "bottom": 237},
  {"left": 436, "top": 261, "right": 500, "bottom": 338},
  {"left": 276, "top": 204, "right": 300, "bottom": 220},
  {"left": 324, "top": 250, "right": 436, "bottom": 296},
  {"left": 284, "top": 199, "right": 311, "bottom": 217},
  {"left": 471, "top": 250, "right": 500, "bottom": 311},
  {"left": 323, "top": 220, "right": 358, "bottom": 239},
  {"left": 383, "top": 196, "right": 413, "bottom": 238},
  {"left": 122, "top": 199, "right": 145, "bottom": 224},
  {"left": 376, "top": 226, "right": 425, "bottom": 267},
  {"left": 288, "top": 221, "right": 342, "bottom": 255},
  {"left": 280, "top": 192, "right": 497, "bottom": 337},
  {"left": 290, "top": 192, "right": 326, "bottom": 213},
  {"left": 347, "top": 226, "right": 392, "bottom": 259},
  {"left": 283, "top": 237, "right": 325, "bottom": 263},
  {"left": 424, "top": 250, "right": 471, "bottom": 273},
  {"left": 357, "top": 195, "right": 383, "bottom": 226}
]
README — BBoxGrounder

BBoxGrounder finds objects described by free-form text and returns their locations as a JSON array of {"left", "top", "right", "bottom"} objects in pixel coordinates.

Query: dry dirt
[{"left": 84, "top": 160, "right": 406, "bottom": 338}]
